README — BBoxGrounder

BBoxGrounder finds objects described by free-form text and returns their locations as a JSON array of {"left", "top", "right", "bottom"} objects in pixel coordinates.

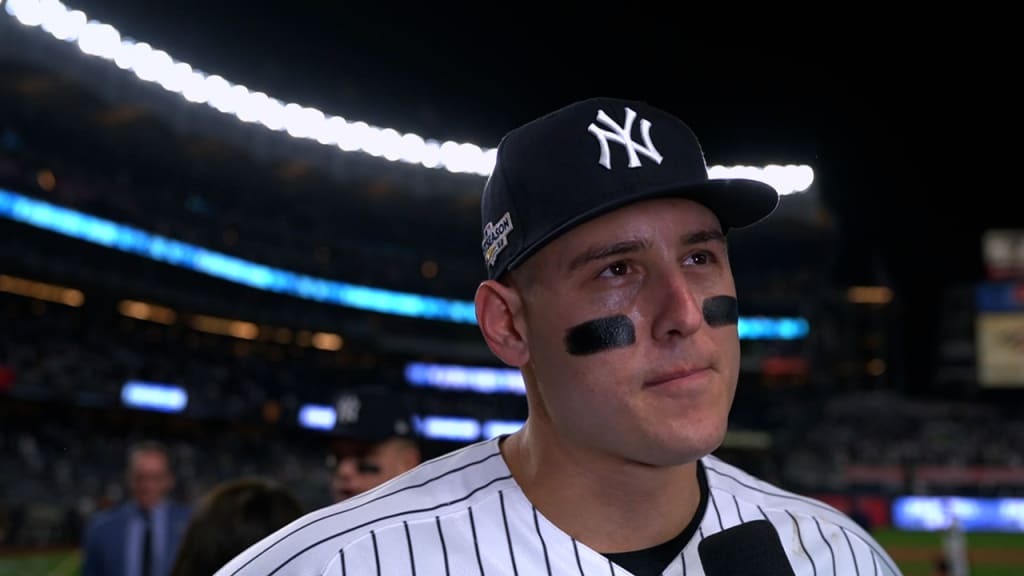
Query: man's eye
[
  {"left": 357, "top": 462, "right": 382, "bottom": 474},
  {"left": 684, "top": 252, "right": 712, "bottom": 266},
  {"left": 600, "top": 262, "right": 630, "bottom": 277}
]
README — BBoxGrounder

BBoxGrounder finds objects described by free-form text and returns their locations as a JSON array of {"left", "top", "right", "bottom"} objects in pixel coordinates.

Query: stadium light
[
  {"left": 1, "top": 1, "right": 814, "bottom": 189},
  {"left": 405, "top": 362, "right": 526, "bottom": 395},
  {"left": 121, "top": 381, "right": 188, "bottom": 413},
  {"left": 1, "top": 188, "right": 820, "bottom": 327},
  {"left": 298, "top": 404, "right": 337, "bottom": 431},
  {"left": 413, "top": 415, "right": 481, "bottom": 442},
  {"left": 482, "top": 420, "right": 525, "bottom": 438},
  {"left": 0, "top": 188, "right": 477, "bottom": 323}
]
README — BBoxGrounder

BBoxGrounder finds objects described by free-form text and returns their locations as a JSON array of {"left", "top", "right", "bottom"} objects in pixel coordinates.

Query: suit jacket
[{"left": 82, "top": 500, "right": 192, "bottom": 576}]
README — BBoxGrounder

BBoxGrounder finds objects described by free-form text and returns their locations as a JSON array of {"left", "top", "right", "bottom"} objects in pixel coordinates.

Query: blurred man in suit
[{"left": 82, "top": 440, "right": 191, "bottom": 576}]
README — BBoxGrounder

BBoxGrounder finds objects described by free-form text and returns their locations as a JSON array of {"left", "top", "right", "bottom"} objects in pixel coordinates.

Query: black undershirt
[{"left": 602, "top": 460, "right": 709, "bottom": 575}]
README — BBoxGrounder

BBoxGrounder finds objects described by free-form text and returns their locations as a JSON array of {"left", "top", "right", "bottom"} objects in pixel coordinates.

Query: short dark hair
[
  {"left": 169, "top": 477, "right": 303, "bottom": 576},
  {"left": 126, "top": 440, "right": 172, "bottom": 471}
]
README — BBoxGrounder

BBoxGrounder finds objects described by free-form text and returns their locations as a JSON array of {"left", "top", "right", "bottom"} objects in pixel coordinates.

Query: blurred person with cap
[
  {"left": 328, "top": 389, "right": 422, "bottom": 502},
  {"left": 218, "top": 97, "right": 901, "bottom": 575}
]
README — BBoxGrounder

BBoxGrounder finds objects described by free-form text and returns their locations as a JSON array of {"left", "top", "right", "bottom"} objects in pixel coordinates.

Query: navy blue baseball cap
[
  {"left": 480, "top": 97, "right": 779, "bottom": 280},
  {"left": 333, "top": 389, "right": 416, "bottom": 442}
]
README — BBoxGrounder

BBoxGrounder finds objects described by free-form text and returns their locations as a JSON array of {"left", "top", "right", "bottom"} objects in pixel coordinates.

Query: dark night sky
[
  {"left": 25, "top": 2, "right": 1019, "bottom": 389},
  {"left": 56, "top": 2, "right": 1010, "bottom": 264}
]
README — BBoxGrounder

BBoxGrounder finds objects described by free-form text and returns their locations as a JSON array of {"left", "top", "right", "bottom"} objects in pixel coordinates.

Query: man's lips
[{"left": 644, "top": 366, "right": 711, "bottom": 388}]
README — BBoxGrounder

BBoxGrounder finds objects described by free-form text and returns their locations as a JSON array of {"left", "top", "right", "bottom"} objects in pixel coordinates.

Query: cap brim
[
  {"left": 504, "top": 178, "right": 778, "bottom": 274},
  {"left": 671, "top": 178, "right": 780, "bottom": 231}
]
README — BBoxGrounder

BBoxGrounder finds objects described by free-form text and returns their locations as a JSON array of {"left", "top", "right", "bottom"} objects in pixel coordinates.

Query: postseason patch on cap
[{"left": 482, "top": 212, "right": 514, "bottom": 268}]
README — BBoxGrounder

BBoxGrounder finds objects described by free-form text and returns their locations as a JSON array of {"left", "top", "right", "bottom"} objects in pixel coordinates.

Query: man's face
[
  {"left": 129, "top": 450, "right": 173, "bottom": 510},
  {"left": 511, "top": 197, "right": 740, "bottom": 466},
  {"left": 331, "top": 439, "right": 414, "bottom": 502}
]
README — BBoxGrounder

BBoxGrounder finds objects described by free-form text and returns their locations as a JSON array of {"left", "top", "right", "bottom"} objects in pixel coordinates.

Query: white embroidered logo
[
  {"left": 587, "top": 106, "right": 663, "bottom": 170},
  {"left": 482, "top": 212, "right": 514, "bottom": 267},
  {"left": 336, "top": 394, "right": 361, "bottom": 425}
]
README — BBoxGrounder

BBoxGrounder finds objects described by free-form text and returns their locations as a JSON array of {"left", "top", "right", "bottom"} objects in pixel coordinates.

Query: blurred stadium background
[{"left": 1, "top": 2, "right": 1021, "bottom": 575}]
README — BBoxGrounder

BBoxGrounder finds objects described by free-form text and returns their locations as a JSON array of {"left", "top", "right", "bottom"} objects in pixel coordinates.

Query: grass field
[
  {"left": 874, "top": 529, "right": 1024, "bottom": 576},
  {"left": 1, "top": 532, "right": 1022, "bottom": 575},
  {"left": 0, "top": 549, "right": 79, "bottom": 576}
]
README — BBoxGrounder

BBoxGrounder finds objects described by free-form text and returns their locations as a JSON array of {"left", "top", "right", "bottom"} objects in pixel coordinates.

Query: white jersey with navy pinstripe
[{"left": 216, "top": 436, "right": 901, "bottom": 575}]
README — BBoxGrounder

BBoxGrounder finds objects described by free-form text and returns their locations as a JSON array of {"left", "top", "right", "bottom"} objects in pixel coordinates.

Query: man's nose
[
  {"left": 338, "top": 457, "right": 359, "bottom": 476},
  {"left": 649, "top": 268, "right": 703, "bottom": 341}
]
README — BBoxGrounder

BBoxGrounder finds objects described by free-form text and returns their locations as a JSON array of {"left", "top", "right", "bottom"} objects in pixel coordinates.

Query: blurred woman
[{"left": 169, "top": 477, "right": 302, "bottom": 576}]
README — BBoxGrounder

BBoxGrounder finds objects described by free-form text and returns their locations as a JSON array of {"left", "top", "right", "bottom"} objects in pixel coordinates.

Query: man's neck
[
  {"left": 500, "top": 424, "right": 704, "bottom": 553},
  {"left": 135, "top": 500, "right": 166, "bottom": 514}
]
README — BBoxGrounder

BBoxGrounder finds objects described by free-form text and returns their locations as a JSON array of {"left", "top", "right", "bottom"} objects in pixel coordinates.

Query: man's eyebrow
[
  {"left": 568, "top": 238, "right": 649, "bottom": 272},
  {"left": 684, "top": 229, "right": 726, "bottom": 246}
]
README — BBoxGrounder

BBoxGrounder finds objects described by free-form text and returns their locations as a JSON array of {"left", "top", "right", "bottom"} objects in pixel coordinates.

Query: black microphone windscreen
[{"left": 698, "top": 519, "right": 796, "bottom": 576}]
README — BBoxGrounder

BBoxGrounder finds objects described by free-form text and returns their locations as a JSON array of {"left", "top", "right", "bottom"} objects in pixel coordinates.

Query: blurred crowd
[
  {"left": 781, "top": 391, "right": 1024, "bottom": 495},
  {"left": 0, "top": 412, "right": 329, "bottom": 549},
  {"left": 1, "top": 125, "right": 481, "bottom": 300},
  {"left": 3, "top": 295, "right": 1022, "bottom": 550}
]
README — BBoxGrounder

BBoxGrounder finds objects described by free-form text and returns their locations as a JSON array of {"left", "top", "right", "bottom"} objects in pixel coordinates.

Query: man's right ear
[{"left": 474, "top": 280, "right": 529, "bottom": 367}]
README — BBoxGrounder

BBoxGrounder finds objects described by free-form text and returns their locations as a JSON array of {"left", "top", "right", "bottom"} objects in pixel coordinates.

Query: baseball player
[
  {"left": 217, "top": 97, "right": 902, "bottom": 575},
  {"left": 329, "top": 390, "right": 422, "bottom": 503}
]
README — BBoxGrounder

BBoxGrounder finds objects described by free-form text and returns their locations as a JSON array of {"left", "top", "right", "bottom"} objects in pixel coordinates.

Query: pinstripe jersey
[{"left": 216, "top": 437, "right": 901, "bottom": 575}]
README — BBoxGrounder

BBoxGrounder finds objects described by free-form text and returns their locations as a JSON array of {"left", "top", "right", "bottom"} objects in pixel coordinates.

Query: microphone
[{"left": 698, "top": 519, "right": 796, "bottom": 576}]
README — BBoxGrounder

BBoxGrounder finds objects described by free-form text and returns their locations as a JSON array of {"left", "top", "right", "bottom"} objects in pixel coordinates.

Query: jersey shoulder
[
  {"left": 701, "top": 454, "right": 903, "bottom": 575},
  {"left": 700, "top": 455, "right": 855, "bottom": 521},
  {"left": 214, "top": 437, "right": 514, "bottom": 576}
]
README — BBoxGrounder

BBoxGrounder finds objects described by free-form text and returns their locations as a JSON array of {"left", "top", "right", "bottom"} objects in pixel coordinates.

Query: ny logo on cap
[
  {"left": 588, "top": 106, "right": 663, "bottom": 170},
  {"left": 336, "top": 394, "right": 361, "bottom": 424}
]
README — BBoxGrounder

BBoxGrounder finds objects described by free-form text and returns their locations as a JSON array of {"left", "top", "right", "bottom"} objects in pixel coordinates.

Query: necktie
[{"left": 141, "top": 510, "right": 152, "bottom": 576}]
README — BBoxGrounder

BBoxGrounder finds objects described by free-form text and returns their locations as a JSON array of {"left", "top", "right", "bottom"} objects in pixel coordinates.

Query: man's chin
[{"left": 648, "top": 429, "right": 729, "bottom": 466}]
